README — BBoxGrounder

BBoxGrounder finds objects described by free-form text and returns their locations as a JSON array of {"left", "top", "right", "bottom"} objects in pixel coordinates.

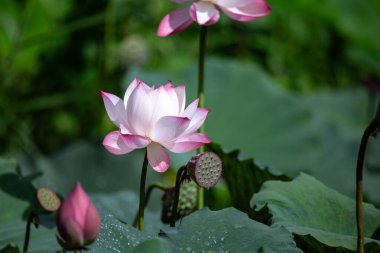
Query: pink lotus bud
[{"left": 56, "top": 182, "right": 101, "bottom": 250}]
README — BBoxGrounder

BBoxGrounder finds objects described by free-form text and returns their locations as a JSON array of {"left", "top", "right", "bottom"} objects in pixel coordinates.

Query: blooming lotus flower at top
[
  {"left": 56, "top": 182, "right": 101, "bottom": 251},
  {"left": 101, "top": 78, "right": 211, "bottom": 173},
  {"left": 157, "top": 0, "right": 271, "bottom": 37}
]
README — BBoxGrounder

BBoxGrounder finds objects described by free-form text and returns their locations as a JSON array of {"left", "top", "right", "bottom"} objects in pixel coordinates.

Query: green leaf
[
  {"left": 251, "top": 173, "right": 380, "bottom": 251},
  {"left": 0, "top": 159, "right": 59, "bottom": 252},
  {"left": 89, "top": 213, "right": 150, "bottom": 253},
  {"left": 92, "top": 207, "right": 302, "bottom": 253},
  {"left": 91, "top": 191, "right": 164, "bottom": 235},
  {"left": 130, "top": 239, "right": 166, "bottom": 253},
  {"left": 0, "top": 158, "right": 18, "bottom": 172},
  {"left": 162, "top": 207, "right": 302, "bottom": 253},
  {"left": 207, "top": 143, "right": 290, "bottom": 221}
]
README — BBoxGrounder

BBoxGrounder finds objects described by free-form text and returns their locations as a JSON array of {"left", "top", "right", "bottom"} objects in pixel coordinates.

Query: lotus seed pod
[
  {"left": 33, "top": 187, "right": 61, "bottom": 215},
  {"left": 187, "top": 152, "right": 222, "bottom": 190},
  {"left": 161, "top": 180, "right": 197, "bottom": 224}
]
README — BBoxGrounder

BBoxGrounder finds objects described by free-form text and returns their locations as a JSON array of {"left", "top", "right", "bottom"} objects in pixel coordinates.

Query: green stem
[
  {"left": 133, "top": 183, "right": 169, "bottom": 227},
  {"left": 197, "top": 25, "right": 208, "bottom": 210},
  {"left": 23, "top": 213, "right": 35, "bottom": 253},
  {"left": 356, "top": 119, "right": 380, "bottom": 253},
  {"left": 170, "top": 166, "right": 187, "bottom": 227},
  {"left": 137, "top": 151, "right": 149, "bottom": 232},
  {"left": 74, "top": 250, "right": 81, "bottom": 253}
]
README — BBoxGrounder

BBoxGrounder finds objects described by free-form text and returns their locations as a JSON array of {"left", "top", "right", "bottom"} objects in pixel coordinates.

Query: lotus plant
[
  {"left": 101, "top": 77, "right": 210, "bottom": 231},
  {"left": 157, "top": 0, "right": 272, "bottom": 37},
  {"left": 56, "top": 182, "right": 101, "bottom": 252}
]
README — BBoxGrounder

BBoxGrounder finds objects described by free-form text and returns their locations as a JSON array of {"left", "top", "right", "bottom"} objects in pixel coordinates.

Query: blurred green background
[{"left": 1, "top": 0, "right": 380, "bottom": 202}]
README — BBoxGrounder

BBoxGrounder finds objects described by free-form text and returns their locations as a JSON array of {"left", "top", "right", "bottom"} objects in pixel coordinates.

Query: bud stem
[
  {"left": 170, "top": 166, "right": 187, "bottom": 227},
  {"left": 356, "top": 101, "right": 380, "bottom": 253},
  {"left": 137, "top": 151, "right": 149, "bottom": 232},
  {"left": 197, "top": 25, "right": 208, "bottom": 210},
  {"left": 133, "top": 182, "right": 170, "bottom": 227},
  {"left": 23, "top": 212, "right": 35, "bottom": 253}
]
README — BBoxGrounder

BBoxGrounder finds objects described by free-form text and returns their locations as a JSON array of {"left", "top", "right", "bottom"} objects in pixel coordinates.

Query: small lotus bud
[
  {"left": 187, "top": 152, "right": 222, "bottom": 190},
  {"left": 33, "top": 187, "right": 61, "bottom": 215},
  {"left": 56, "top": 182, "right": 101, "bottom": 251}
]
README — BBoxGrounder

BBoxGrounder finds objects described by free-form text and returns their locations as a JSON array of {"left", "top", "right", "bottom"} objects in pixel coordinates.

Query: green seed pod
[
  {"left": 187, "top": 152, "right": 222, "bottom": 190},
  {"left": 161, "top": 180, "right": 197, "bottom": 224},
  {"left": 33, "top": 187, "right": 61, "bottom": 215}
]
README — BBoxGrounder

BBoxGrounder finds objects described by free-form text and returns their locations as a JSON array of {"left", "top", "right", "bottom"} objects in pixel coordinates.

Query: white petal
[
  {"left": 126, "top": 83, "right": 154, "bottom": 136},
  {"left": 150, "top": 85, "right": 181, "bottom": 124},
  {"left": 120, "top": 134, "right": 150, "bottom": 149},
  {"left": 151, "top": 116, "right": 191, "bottom": 143},
  {"left": 157, "top": 8, "right": 193, "bottom": 37},
  {"left": 102, "top": 131, "right": 134, "bottom": 155},
  {"left": 181, "top": 98, "right": 199, "bottom": 118},
  {"left": 175, "top": 85, "right": 186, "bottom": 114},
  {"left": 100, "top": 91, "right": 129, "bottom": 131},
  {"left": 183, "top": 108, "right": 210, "bottom": 135},
  {"left": 166, "top": 133, "right": 211, "bottom": 153},
  {"left": 218, "top": 0, "right": 271, "bottom": 21},
  {"left": 147, "top": 142, "right": 171, "bottom": 173},
  {"left": 124, "top": 77, "right": 150, "bottom": 108},
  {"left": 190, "top": 2, "right": 220, "bottom": 25},
  {"left": 215, "top": 0, "right": 249, "bottom": 8}
]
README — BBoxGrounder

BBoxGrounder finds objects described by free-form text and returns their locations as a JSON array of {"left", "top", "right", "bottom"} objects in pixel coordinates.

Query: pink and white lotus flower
[
  {"left": 157, "top": 0, "right": 271, "bottom": 37},
  {"left": 101, "top": 78, "right": 211, "bottom": 172}
]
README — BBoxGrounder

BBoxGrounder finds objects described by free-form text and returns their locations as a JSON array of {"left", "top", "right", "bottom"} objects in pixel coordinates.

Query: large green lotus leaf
[
  {"left": 206, "top": 143, "right": 290, "bottom": 221},
  {"left": 125, "top": 58, "right": 379, "bottom": 204},
  {"left": 91, "top": 191, "right": 165, "bottom": 236},
  {"left": 91, "top": 207, "right": 302, "bottom": 253},
  {"left": 251, "top": 173, "right": 380, "bottom": 251},
  {"left": 130, "top": 239, "right": 166, "bottom": 253},
  {"left": 88, "top": 213, "right": 150, "bottom": 253},
  {"left": 161, "top": 207, "right": 302, "bottom": 253}
]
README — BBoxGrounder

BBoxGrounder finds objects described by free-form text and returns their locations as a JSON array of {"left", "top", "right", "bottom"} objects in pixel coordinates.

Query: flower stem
[
  {"left": 133, "top": 183, "right": 169, "bottom": 227},
  {"left": 23, "top": 212, "right": 35, "bottom": 253},
  {"left": 137, "top": 151, "right": 149, "bottom": 232},
  {"left": 356, "top": 107, "right": 380, "bottom": 253},
  {"left": 170, "top": 166, "right": 187, "bottom": 227},
  {"left": 197, "top": 25, "right": 208, "bottom": 210}
]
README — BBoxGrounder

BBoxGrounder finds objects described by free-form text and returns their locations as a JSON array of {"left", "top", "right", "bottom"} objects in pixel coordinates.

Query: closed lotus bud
[{"left": 56, "top": 182, "right": 101, "bottom": 251}]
